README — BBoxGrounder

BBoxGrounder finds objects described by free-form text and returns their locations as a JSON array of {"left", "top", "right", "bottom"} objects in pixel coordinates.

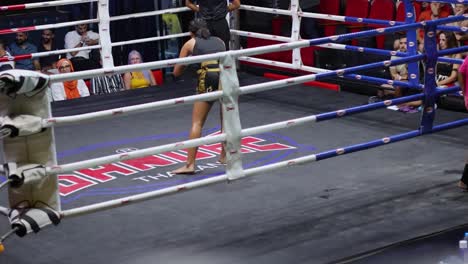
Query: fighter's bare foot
[
  {"left": 171, "top": 165, "right": 196, "bottom": 175},
  {"left": 217, "top": 157, "right": 226, "bottom": 165},
  {"left": 458, "top": 180, "right": 468, "bottom": 191}
]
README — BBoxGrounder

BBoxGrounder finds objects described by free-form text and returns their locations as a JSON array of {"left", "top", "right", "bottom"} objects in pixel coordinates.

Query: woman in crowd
[
  {"left": 123, "top": 50, "right": 157, "bottom": 90},
  {"left": 50, "top": 58, "right": 90, "bottom": 101},
  {"left": 436, "top": 31, "right": 462, "bottom": 88}
]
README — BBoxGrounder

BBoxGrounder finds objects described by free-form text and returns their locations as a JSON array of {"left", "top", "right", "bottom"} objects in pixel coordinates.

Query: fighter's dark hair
[{"left": 188, "top": 18, "right": 211, "bottom": 39}]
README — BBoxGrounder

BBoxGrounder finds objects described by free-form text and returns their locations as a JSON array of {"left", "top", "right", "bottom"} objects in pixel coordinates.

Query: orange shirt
[{"left": 418, "top": 9, "right": 450, "bottom": 40}]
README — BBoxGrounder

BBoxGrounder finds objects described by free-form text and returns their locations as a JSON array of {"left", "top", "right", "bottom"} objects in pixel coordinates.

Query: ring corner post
[
  {"left": 220, "top": 54, "right": 244, "bottom": 181},
  {"left": 420, "top": 24, "right": 438, "bottom": 134},
  {"left": 97, "top": 0, "right": 114, "bottom": 69},
  {"left": 1, "top": 84, "right": 60, "bottom": 211},
  {"left": 403, "top": 0, "right": 419, "bottom": 88},
  {"left": 290, "top": 0, "right": 302, "bottom": 69}
]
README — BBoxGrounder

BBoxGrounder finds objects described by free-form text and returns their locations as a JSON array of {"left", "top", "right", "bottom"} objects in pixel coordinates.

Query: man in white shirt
[{"left": 64, "top": 23, "right": 100, "bottom": 71}]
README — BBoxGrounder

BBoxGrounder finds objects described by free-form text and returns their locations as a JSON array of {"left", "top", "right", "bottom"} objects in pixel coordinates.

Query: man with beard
[
  {"left": 64, "top": 22, "right": 100, "bottom": 71},
  {"left": 8, "top": 32, "right": 40, "bottom": 71},
  {"left": 38, "top": 29, "right": 60, "bottom": 72}
]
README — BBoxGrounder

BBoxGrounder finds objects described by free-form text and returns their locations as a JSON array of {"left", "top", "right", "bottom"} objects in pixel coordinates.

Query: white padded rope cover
[
  {"left": 0, "top": 70, "right": 60, "bottom": 211},
  {"left": 220, "top": 54, "right": 244, "bottom": 180},
  {"left": 1, "top": 115, "right": 43, "bottom": 138},
  {"left": 8, "top": 206, "right": 60, "bottom": 237},
  {"left": 4, "top": 163, "right": 58, "bottom": 208},
  {"left": 0, "top": 70, "right": 49, "bottom": 96}
]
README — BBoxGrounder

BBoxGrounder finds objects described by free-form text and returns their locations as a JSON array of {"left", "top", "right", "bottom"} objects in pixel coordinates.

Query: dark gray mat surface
[{"left": 1, "top": 72, "right": 467, "bottom": 264}]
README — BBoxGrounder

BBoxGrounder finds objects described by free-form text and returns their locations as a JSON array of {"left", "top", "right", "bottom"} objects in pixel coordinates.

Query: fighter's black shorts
[{"left": 197, "top": 60, "right": 221, "bottom": 94}]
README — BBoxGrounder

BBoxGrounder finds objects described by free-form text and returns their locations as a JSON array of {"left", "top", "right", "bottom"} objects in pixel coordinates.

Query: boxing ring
[{"left": 0, "top": 0, "right": 468, "bottom": 263}]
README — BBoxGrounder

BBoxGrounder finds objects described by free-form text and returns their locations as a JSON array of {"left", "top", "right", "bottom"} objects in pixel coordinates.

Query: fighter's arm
[
  {"left": 458, "top": 58, "right": 468, "bottom": 95},
  {"left": 173, "top": 38, "right": 195, "bottom": 77},
  {"left": 459, "top": 71, "right": 465, "bottom": 96},
  {"left": 228, "top": 0, "right": 240, "bottom": 11},
  {"left": 185, "top": 0, "right": 199, "bottom": 12}
]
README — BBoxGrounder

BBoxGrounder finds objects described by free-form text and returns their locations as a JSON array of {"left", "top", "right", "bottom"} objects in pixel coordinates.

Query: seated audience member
[
  {"left": 390, "top": 35, "right": 408, "bottom": 91},
  {"left": 50, "top": 58, "right": 90, "bottom": 101},
  {"left": 91, "top": 73, "right": 125, "bottom": 94},
  {"left": 9, "top": 32, "right": 40, "bottom": 71},
  {"left": 123, "top": 50, "right": 157, "bottom": 90},
  {"left": 436, "top": 31, "right": 462, "bottom": 88},
  {"left": 392, "top": 35, "right": 425, "bottom": 112},
  {"left": 0, "top": 39, "right": 14, "bottom": 71},
  {"left": 389, "top": 35, "right": 418, "bottom": 112},
  {"left": 39, "top": 29, "right": 61, "bottom": 72},
  {"left": 450, "top": 4, "right": 468, "bottom": 43},
  {"left": 64, "top": 23, "right": 100, "bottom": 71},
  {"left": 369, "top": 35, "right": 408, "bottom": 103},
  {"left": 89, "top": 51, "right": 125, "bottom": 94},
  {"left": 418, "top": 2, "right": 450, "bottom": 42}
]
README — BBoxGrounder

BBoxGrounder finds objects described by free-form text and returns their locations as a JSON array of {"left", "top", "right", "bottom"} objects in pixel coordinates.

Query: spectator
[
  {"left": 0, "top": 39, "right": 14, "bottom": 71},
  {"left": 185, "top": 0, "right": 240, "bottom": 50},
  {"left": 50, "top": 58, "right": 90, "bottom": 101},
  {"left": 418, "top": 2, "right": 450, "bottom": 42},
  {"left": 123, "top": 50, "right": 157, "bottom": 90},
  {"left": 91, "top": 73, "right": 125, "bottom": 94},
  {"left": 9, "top": 32, "right": 40, "bottom": 71},
  {"left": 368, "top": 34, "right": 407, "bottom": 103},
  {"left": 391, "top": 35, "right": 425, "bottom": 112},
  {"left": 456, "top": 55, "right": 468, "bottom": 190},
  {"left": 91, "top": 53, "right": 125, "bottom": 94},
  {"left": 436, "top": 31, "right": 461, "bottom": 88},
  {"left": 450, "top": 4, "right": 468, "bottom": 43},
  {"left": 64, "top": 23, "right": 100, "bottom": 71},
  {"left": 38, "top": 29, "right": 61, "bottom": 72}
]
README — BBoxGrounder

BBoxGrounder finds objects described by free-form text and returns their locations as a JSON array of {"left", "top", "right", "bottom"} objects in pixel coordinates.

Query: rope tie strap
[
  {"left": 1, "top": 115, "right": 44, "bottom": 138},
  {"left": 8, "top": 207, "right": 61, "bottom": 237},
  {"left": 0, "top": 70, "right": 49, "bottom": 98},
  {"left": 0, "top": 127, "right": 12, "bottom": 139},
  {"left": 3, "top": 163, "right": 47, "bottom": 188}
]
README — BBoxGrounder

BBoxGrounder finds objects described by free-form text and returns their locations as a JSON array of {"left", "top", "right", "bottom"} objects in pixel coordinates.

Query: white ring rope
[
  {"left": 12, "top": 32, "right": 191, "bottom": 61},
  {"left": 47, "top": 132, "right": 227, "bottom": 174},
  {"left": 0, "top": 18, "right": 99, "bottom": 35},
  {"left": 109, "top": 6, "right": 190, "bottom": 22},
  {"left": 48, "top": 39, "right": 313, "bottom": 82},
  {"left": 110, "top": 32, "right": 191, "bottom": 47},
  {"left": 240, "top": 4, "right": 298, "bottom": 18},
  {"left": 43, "top": 91, "right": 223, "bottom": 127},
  {"left": 33, "top": 18, "right": 100, "bottom": 32},
  {"left": 238, "top": 56, "right": 329, "bottom": 74},
  {"left": 232, "top": 29, "right": 351, "bottom": 51}
]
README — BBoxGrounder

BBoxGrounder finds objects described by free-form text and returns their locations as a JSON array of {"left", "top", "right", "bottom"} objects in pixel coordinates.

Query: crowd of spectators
[
  {"left": 361, "top": 2, "right": 467, "bottom": 113},
  {"left": 0, "top": 21, "right": 158, "bottom": 101},
  {"left": 0, "top": 1, "right": 466, "bottom": 105}
]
